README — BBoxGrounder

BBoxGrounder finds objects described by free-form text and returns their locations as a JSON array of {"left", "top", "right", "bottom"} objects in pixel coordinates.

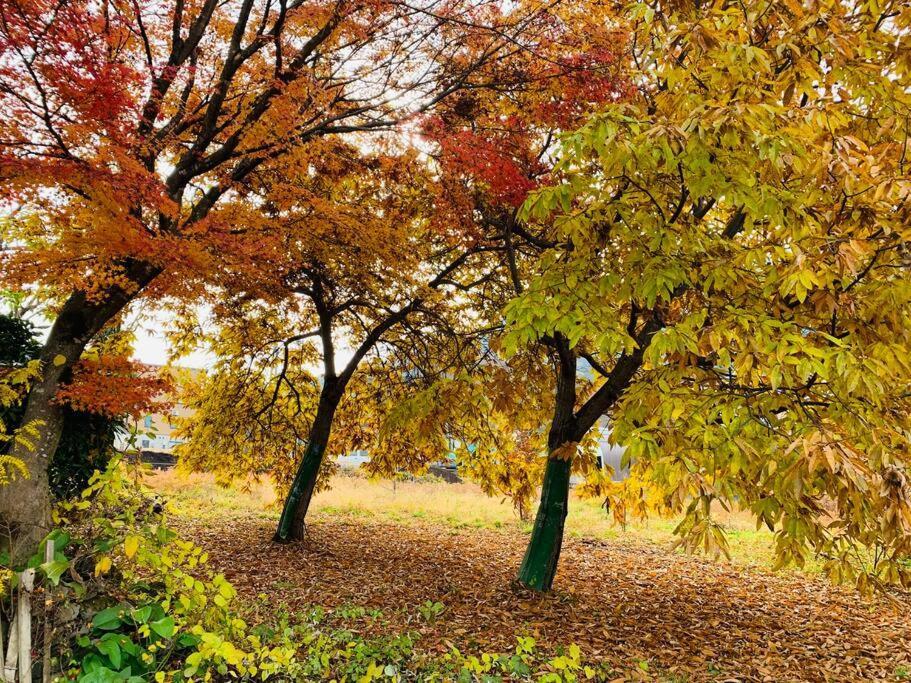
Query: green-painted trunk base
[
  {"left": 273, "top": 441, "right": 326, "bottom": 543},
  {"left": 517, "top": 457, "right": 571, "bottom": 592}
]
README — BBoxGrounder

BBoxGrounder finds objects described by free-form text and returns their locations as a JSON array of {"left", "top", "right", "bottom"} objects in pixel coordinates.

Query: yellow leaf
[
  {"left": 550, "top": 441, "right": 579, "bottom": 461},
  {"left": 94, "top": 555, "right": 112, "bottom": 576},
  {"left": 52, "top": 354, "right": 67, "bottom": 367},
  {"left": 124, "top": 535, "right": 140, "bottom": 559}
]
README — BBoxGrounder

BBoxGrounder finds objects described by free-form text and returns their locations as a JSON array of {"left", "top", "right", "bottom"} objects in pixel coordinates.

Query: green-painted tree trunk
[
  {"left": 273, "top": 439, "right": 326, "bottom": 542},
  {"left": 517, "top": 334, "right": 577, "bottom": 592},
  {"left": 273, "top": 390, "right": 337, "bottom": 543},
  {"left": 517, "top": 455, "right": 572, "bottom": 591}
]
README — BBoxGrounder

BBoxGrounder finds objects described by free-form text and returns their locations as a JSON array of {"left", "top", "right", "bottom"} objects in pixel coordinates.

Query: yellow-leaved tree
[
  {"left": 506, "top": 0, "right": 911, "bottom": 592},
  {"left": 0, "top": 363, "right": 40, "bottom": 485}
]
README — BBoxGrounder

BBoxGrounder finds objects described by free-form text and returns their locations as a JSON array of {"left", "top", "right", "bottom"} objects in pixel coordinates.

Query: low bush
[{"left": 38, "top": 461, "right": 299, "bottom": 681}]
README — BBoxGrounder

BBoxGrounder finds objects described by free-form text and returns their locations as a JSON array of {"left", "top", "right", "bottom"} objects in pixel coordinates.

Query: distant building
[
  {"left": 575, "top": 358, "right": 631, "bottom": 481},
  {"left": 596, "top": 420, "right": 630, "bottom": 481},
  {"left": 114, "top": 366, "right": 202, "bottom": 461}
]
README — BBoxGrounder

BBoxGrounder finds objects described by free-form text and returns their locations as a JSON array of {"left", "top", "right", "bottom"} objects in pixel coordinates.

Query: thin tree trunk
[
  {"left": 517, "top": 455, "right": 571, "bottom": 591},
  {"left": 273, "top": 390, "right": 339, "bottom": 543},
  {"left": 0, "top": 262, "right": 160, "bottom": 563}
]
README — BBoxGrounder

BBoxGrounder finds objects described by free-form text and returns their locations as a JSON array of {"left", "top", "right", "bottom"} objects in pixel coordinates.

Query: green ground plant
[{"left": 38, "top": 462, "right": 299, "bottom": 681}]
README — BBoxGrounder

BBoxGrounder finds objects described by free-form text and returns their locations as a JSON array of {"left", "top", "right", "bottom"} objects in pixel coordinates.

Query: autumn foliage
[
  {"left": 53, "top": 357, "right": 172, "bottom": 419},
  {"left": 1, "top": 0, "right": 910, "bottom": 607}
]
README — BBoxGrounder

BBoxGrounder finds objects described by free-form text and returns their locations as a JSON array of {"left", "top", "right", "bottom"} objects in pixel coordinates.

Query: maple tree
[
  {"left": 388, "top": 3, "right": 635, "bottom": 579},
  {"left": 500, "top": 0, "right": 911, "bottom": 592},
  {"left": 174, "top": 140, "right": 491, "bottom": 540},
  {"left": 0, "top": 0, "right": 569, "bottom": 558}
]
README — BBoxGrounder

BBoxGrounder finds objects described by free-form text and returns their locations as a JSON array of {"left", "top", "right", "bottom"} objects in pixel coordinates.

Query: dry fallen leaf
[{"left": 172, "top": 511, "right": 911, "bottom": 682}]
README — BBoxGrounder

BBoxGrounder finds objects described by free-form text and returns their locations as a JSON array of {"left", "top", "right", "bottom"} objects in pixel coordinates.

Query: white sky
[
  {"left": 129, "top": 308, "right": 354, "bottom": 374},
  {"left": 131, "top": 319, "right": 215, "bottom": 369}
]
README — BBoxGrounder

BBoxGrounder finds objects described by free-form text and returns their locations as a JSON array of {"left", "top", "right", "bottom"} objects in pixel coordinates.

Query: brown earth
[{"left": 173, "top": 513, "right": 911, "bottom": 682}]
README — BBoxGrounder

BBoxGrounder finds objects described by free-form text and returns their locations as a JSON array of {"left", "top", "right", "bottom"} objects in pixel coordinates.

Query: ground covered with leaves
[{"left": 173, "top": 507, "right": 911, "bottom": 682}]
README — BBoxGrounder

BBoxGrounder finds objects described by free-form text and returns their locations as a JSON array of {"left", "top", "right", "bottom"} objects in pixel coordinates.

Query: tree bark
[
  {"left": 273, "top": 387, "right": 339, "bottom": 543},
  {"left": 517, "top": 455, "right": 571, "bottom": 591},
  {"left": 0, "top": 262, "right": 160, "bottom": 563},
  {"left": 516, "top": 313, "right": 663, "bottom": 592}
]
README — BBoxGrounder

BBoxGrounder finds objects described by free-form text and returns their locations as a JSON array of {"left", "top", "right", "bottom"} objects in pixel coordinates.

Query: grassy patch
[{"left": 148, "top": 468, "right": 801, "bottom": 572}]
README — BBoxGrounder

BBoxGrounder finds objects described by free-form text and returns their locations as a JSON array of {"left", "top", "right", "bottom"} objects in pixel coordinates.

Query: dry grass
[{"left": 146, "top": 468, "right": 783, "bottom": 571}]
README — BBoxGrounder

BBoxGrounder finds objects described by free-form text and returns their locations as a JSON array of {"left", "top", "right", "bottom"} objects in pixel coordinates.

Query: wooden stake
[
  {"left": 17, "top": 569, "right": 34, "bottom": 683},
  {"left": 4, "top": 613, "right": 18, "bottom": 683},
  {"left": 0, "top": 600, "right": 5, "bottom": 680},
  {"left": 42, "top": 540, "right": 54, "bottom": 683}
]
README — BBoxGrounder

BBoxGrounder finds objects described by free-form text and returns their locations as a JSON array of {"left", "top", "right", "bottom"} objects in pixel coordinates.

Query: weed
[{"left": 418, "top": 600, "right": 445, "bottom": 623}]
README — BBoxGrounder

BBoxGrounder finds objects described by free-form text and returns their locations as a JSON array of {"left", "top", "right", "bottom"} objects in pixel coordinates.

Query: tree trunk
[
  {"left": 0, "top": 262, "right": 160, "bottom": 563},
  {"left": 1, "top": 318, "right": 95, "bottom": 561},
  {"left": 517, "top": 334, "right": 576, "bottom": 592},
  {"left": 517, "top": 455, "right": 571, "bottom": 591},
  {"left": 273, "top": 390, "right": 338, "bottom": 543}
]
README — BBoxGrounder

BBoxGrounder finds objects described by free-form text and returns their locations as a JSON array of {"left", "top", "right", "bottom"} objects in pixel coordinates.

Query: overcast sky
[
  {"left": 129, "top": 309, "right": 353, "bottom": 374},
  {"left": 132, "top": 320, "right": 214, "bottom": 369}
]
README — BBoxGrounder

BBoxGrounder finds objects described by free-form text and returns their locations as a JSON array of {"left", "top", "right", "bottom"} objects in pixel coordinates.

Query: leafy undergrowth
[
  {"left": 35, "top": 463, "right": 626, "bottom": 682},
  {"left": 154, "top": 474, "right": 911, "bottom": 682}
]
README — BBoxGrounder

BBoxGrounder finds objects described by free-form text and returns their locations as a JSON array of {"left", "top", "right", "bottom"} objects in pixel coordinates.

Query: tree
[
  {"left": 261, "top": 0, "right": 639, "bottom": 540},
  {"left": 506, "top": 0, "right": 911, "bottom": 592},
  {"left": 369, "top": 355, "right": 557, "bottom": 521},
  {"left": 0, "top": 0, "right": 563, "bottom": 557},
  {"left": 175, "top": 351, "right": 323, "bottom": 495},
  {"left": 173, "top": 0, "right": 630, "bottom": 541},
  {"left": 0, "top": 315, "right": 162, "bottom": 502},
  {"left": 176, "top": 140, "right": 490, "bottom": 540},
  {"left": 410, "top": 3, "right": 634, "bottom": 587}
]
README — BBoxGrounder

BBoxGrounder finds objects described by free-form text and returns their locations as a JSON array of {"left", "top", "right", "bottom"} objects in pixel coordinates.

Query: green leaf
[
  {"left": 150, "top": 616, "right": 175, "bottom": 639},
  {"left": 40, "top": 558, "right": 70, "bottom": 586},
  {"left": 130, "top": 606, "right": 152, "bottom": 624},
  {"left": 177, "top": 633, "right": 200, "bottom": 648},
  {"left": 44, "top": 530, "right": 71, "bottom": 553},
  {"left": 96, "top": 635, "right": 122, "bottom": 669},
  {"left": 91, "top": 607, "right": 122, "bottom": 632}
]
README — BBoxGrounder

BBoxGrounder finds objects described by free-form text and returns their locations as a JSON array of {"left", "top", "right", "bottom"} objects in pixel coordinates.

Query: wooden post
[
  {"left": 4, "top": 613, "right": 18, "bottom": 683},
  {"left": 42, "top": 540, "right": 54, "bottom": 683},
  {"left": 0, "top": 604, "right": 5, "bottom": 680},
  {"left": 18, "top": 569, "right": 34, "bottom": 683}
]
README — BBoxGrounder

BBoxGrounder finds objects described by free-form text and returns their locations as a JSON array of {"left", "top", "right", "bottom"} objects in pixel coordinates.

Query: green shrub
[{"left": 40, "top": 461, "right": 298, "bottom": 681}]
